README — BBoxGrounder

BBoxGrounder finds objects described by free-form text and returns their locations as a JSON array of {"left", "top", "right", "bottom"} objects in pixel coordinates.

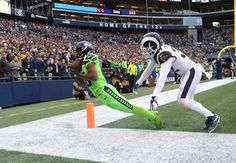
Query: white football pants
[{"left": 177, "top": 68, "right": 214, "bottom": 118}]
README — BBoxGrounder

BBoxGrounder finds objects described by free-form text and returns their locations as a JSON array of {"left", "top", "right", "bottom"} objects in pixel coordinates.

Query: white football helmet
[{"left": 140, "top": 32, "right": 163, "bottom": 59}]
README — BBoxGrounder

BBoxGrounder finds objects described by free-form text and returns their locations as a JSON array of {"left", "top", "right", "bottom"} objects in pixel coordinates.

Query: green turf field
[
  {"left": 0, "top": 84, "right": 178, "bottom": 128},
  {"left": 103, "top": 81, "right": 236, "bottom": 133},
  {"left": 0, "top": 150, "right": 97, "bottom": 163}
]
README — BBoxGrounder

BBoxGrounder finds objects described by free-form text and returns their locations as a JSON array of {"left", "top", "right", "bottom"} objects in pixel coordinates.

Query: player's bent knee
[{"left": 178, "top": 98, "right": 191, "bottom": 108}]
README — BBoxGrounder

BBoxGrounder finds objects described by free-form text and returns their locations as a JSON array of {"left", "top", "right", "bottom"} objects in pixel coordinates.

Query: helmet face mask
[
  {"left": 140, "top": 32, "right": 162, "bottom": 59},
  {"left": 76, "top": 51, "right": 83, "bottom": 60}
]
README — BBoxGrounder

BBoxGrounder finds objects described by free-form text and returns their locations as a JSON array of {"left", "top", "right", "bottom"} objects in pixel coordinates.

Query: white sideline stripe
[{"left": 0, "top": 78, "right": 235, "bottom": 163}]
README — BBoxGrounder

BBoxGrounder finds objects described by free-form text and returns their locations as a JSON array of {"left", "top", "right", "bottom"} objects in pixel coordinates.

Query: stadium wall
[{"left": 0, "top": 80, "right": 73, "bottom": 108}]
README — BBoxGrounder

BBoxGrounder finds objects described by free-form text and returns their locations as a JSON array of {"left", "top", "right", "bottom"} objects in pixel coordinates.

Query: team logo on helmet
[
  {"left": 140, "top": 32, "right": 163, "bottom": 59},
  {"left": 76, "top": 41, "right": 93, "bottom": 58}
]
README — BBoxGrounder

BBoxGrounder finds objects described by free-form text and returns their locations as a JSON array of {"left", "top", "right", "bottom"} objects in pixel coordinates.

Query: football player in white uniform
[{"left": 133, "top": 32, "right": 220, "bottom": 133}]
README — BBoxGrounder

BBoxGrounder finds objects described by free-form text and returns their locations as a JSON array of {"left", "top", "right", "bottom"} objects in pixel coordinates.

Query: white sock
[{"left": 178, "top": 98, "right": 214, "bottom": 118}]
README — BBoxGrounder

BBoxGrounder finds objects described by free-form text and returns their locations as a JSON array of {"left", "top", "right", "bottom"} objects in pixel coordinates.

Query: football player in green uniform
[{"left": 71, "top": 41, "right": 162, "bottom": 128}]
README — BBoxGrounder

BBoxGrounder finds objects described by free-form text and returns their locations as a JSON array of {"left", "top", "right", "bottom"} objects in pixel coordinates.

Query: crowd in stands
[{"left": 0, "top": 17, "right": 234, "bottom": 96}]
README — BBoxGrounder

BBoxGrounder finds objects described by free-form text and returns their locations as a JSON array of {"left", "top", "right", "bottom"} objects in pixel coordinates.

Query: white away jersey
[{"left": 154, "top": 45, "right": 196, "bottom": 76}]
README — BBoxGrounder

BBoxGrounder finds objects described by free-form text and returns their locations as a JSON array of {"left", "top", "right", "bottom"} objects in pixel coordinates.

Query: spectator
[
  {"left": 52, "top": 57, "right": 61, "bottom": 79},
  {"left": 0, "top": 52, "right": 10, "bottom": 80},
  {"left": 22, "top": 52, "right": 36, "bottom": 79},
  {"left": 127, "top": 60, "right": 137, "bottom": 88},
  {"left": 111, "top": 75, "right": 122, "bottom": 93},
  {"left": 120, "top": 57, "right": 128, "bottom": 75},
  {"left": 7, "top": 53, "right": 15, "bottom": 63},
  {"left": 109, "top": 57, "right": 116, "bottom": 69},
  {"left": 60, "top": 59, "right": 69, "bottom": 78},
  {"left": 120, "top": 75, "right": 132, "bottom": 93},
  {"left": 44, "top": 59, "right": 53, "bottom": 79},
  {"left": 10, "top": 55, "right": 21, "bottom": 81},
  {"left": 35, "top": 54, "right": 45, "bottom": 80},
  {"left": 105, "top": 70, "right": 112, "bottom": 84},
  {"left": 102, "top": 55, "right": 111, "bottom": 69}
]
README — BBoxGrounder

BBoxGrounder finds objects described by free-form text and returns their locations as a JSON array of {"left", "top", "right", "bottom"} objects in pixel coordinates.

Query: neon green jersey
[
  {"left": 109, "top": 59, "right": 116, "bottom": 69},
  {"left": 121, "top": 60, "right": 128, "bottom": 69},
  {"left": 81, "top": 53, "right": 107, "bottom": 96},
  {"left": 140, "top": 63, "right": 144, "bottom": 71}
]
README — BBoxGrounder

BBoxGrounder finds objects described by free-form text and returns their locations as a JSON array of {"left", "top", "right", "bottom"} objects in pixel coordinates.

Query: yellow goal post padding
[{"left": 217, "top": 1, "right": 236, "bottom": 61}]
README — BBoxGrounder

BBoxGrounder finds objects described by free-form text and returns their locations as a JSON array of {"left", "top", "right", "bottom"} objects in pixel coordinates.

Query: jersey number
[{"left": 172, "top": 47, "right": 186, "bottom": 58}]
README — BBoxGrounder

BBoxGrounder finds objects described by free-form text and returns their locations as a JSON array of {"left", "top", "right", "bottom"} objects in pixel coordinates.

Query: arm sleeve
[
  {"left": 152, "top": 57, "right": 174, "bottom": 97},
  {"left": 136, "top": 59, "right": 156, "bottom": 85}
]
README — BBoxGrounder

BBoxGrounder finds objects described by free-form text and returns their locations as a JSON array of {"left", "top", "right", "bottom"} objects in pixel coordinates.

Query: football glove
[
  {"left": 70, "top": 68, "right": 80, "bottom": 78},
  {"left": 150, "top": 96, "right": 159, "bottom": 111},
  {"left": 132, "top": 83, "right": 140, "bottom": 94}
]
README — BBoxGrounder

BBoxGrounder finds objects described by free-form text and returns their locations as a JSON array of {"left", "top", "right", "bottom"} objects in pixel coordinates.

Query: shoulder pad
[
  {"left": 158, "top": 51, "right": 172, "bottom": 64},
  {"left": 86, "top": 53, "right": 97, "bottom": 60},
  {"left": 83, "top": 53, "right": 97, "bottom": 65}
]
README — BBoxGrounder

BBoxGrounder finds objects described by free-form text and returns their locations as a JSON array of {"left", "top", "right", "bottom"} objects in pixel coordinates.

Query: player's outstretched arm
[
  {"left": 152, "top": 57, "right": 174, "bottom": 98},
  {"left": 79, "top": 63, "right": 98, "bottom": 81},
  {"left": 133, "top": 59, "right": 156, "bottom": 94}
]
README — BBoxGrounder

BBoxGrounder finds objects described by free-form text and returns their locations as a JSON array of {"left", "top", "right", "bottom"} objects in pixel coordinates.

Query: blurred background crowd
[{"left": 0, "top": 17, "right": 234, "bottom": 96}]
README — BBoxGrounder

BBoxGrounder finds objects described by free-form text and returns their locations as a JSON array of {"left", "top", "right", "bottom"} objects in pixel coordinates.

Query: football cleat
[{"left": 203, "top": 114, "right": 220, "bottom": 133}]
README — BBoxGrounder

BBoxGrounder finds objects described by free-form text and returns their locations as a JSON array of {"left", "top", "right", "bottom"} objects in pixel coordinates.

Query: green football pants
[{"left": 97, "top": 84, "right": 156, "bottom": 121}]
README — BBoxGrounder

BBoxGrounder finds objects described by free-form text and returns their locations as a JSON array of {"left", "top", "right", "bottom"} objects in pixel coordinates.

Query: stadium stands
[
  {"left": 0, "top": 17, "right": 234, "bottom": 95},
  {"left": 0, "top": 17, "right": 233, "bottom": 72}
]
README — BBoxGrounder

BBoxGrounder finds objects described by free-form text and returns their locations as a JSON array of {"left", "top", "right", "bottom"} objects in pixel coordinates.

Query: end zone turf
[{"left": 102, "top": 81, "right": 236, "bottom": 133}]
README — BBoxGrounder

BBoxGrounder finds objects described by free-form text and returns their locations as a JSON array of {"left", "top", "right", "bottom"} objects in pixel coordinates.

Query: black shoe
[{"left": 203, "top": 114, "right": 220, "bottom": 133}]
